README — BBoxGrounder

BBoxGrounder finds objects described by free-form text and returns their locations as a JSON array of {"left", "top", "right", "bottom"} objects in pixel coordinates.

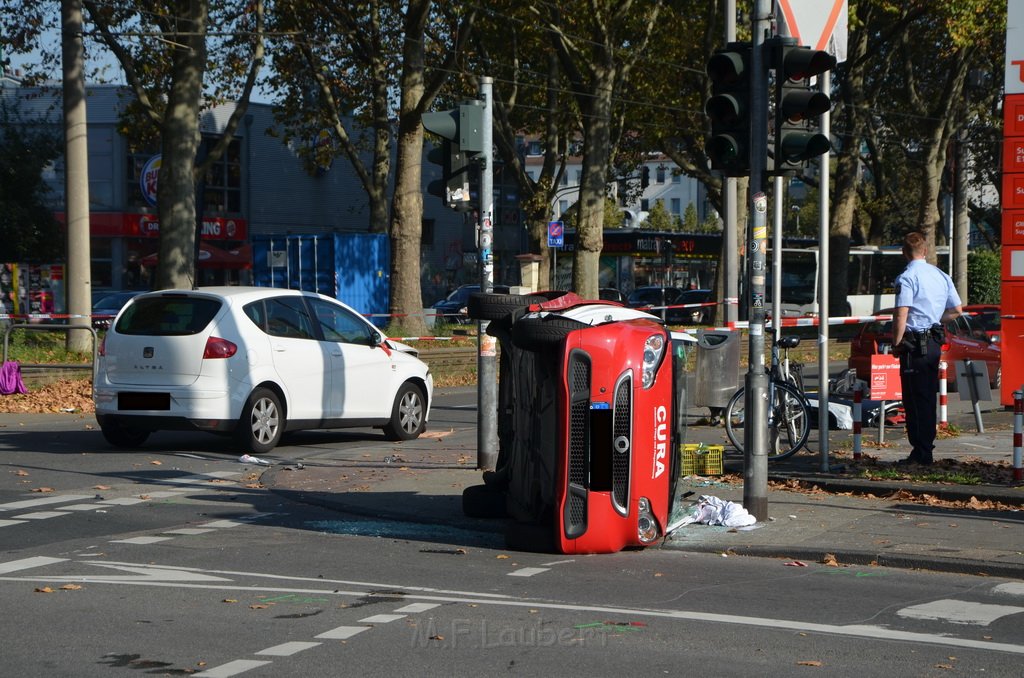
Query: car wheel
[
  {"left": 467, "top": 292, "right": 547, "bottom": 321},
  {"left": 511, "top": 315, "right": 589, "bottom": 351},
  {"left": 383, "top": 382, "right": 427, "bottom": 441},
  {"left": 99, "top": 420, "right": 150, "bottom": 448},
  {"left": 235, "top": 387, "right": 284, "bottom": 454},
  {"left": 462, "top": 484, "right": 508, "bottom": 519}
]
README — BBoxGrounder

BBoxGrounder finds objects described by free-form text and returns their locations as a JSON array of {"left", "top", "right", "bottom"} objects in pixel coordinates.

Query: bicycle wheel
[
  {"left": 769, "top": 381, "right": 810, "bottom": 460},
  {"left": 723, "top": 381, "right": 810, "bottom": 461}
]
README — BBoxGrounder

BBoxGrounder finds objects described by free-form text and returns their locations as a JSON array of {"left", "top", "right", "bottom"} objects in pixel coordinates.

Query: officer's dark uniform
[{"left": 894, "top": 259, "right": 961, "bottom": 464}]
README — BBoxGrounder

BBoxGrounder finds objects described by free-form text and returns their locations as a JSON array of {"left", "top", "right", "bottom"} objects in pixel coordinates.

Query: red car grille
[
  {"left": 611, "top": 375, "right": 632, "bottom": 514},
  {"left": 565, "top": 352, "right": 590, "bottom": 538}
]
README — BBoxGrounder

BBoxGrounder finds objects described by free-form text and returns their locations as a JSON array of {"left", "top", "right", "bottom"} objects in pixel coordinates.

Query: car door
[
  {"left": 307, "top": 297, "right": 395, "bottom": 420},
  {"left": 264, "top": 295, "right": 333, "bottom": 421},
  {"left": 943, "top": 316, "right": 992, "bottom": 382}
]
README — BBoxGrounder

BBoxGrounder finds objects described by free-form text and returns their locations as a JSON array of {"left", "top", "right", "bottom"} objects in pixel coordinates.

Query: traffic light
[
  {"left": 705, "top": 41, "right": 752, "bottom": 176},
  {"left": 770, "top": 37, "right": 836, "bottom": 174},
  {"left": 422, "top": 102, "right": 484, "bottom": 211}
]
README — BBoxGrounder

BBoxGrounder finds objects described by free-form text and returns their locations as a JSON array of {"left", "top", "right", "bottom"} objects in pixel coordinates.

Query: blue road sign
[{"left": 548, "top": 221, "right": 564, "bottom": 248}]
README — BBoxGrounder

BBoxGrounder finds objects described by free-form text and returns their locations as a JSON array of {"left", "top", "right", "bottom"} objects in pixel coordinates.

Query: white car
[{"left": 93, "top": 287, "right": 433, "bottom": 453}]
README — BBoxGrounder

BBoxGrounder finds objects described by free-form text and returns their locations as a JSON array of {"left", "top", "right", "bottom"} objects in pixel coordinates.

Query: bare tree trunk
[
  {"left": 387, "top": 0, "right": 430, "bottom": 335},
  {"left": 154, "top": 2, "right": 208, "bottom": 290},
  {"left": 571, "top": 70, "right": 615, "bottom": 300}
]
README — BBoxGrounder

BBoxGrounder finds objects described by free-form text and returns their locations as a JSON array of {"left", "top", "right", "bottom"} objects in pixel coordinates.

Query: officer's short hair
[{"left": 902, "top": 231, "right": 927, "bottom": 258}]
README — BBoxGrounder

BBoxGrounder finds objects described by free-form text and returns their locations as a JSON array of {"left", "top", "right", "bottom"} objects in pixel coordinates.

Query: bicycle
[{"left": 723, "top": 335, "right": 811, "bottom": 461}]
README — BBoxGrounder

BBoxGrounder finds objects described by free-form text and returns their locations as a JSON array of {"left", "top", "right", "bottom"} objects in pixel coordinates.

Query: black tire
[
  {"left": 235, "top": 387, "right": 284, "bottom": 454},
  {"left": 724, "top": 381, "right": 810, "bottom": 461},
  {"left": 383, "top": 382, "right": 427, "bottom": 441},
  {"left": 467, "top": 293, "right": 547, "bottom": 321},
  {"left": 462, "top": 484, "right": 508, "bottom": 519},
  {"left": 504, "top": 520, "right": 557, "bottom": 553},
  {"left": 99, "top": 419, "right": 150, "bottom": 448},
  {"left": 511, "top": 315, "right": 589, "bottom": 351}
]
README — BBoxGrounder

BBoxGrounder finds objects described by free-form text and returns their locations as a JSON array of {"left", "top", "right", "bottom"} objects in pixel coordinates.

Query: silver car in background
[{"left": 93, "top": 287, "right": 433, "bottom": 453}]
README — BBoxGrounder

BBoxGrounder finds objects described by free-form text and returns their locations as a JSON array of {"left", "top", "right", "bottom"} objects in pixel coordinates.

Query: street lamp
[{"left": 791, "top": 204, "right": 801, "bottom": 233}]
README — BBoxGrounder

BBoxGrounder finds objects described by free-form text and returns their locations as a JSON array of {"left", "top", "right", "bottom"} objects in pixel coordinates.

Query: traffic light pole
[
  {"left": 477, "top": 77, "right": 499, "bottom": 471},
  {"left": 742, "top": 0, "right": 772, "bottom": 522}
]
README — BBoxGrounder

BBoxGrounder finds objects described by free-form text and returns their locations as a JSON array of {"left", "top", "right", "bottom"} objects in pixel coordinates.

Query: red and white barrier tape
[
  {"left": 938, "top": 361, "right": 948, "bottom": 427},
  {"left": 1014, "top": 390, "right": 1023, "bottom": 483}
]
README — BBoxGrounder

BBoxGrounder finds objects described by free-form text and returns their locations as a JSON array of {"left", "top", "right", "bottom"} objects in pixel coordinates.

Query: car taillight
[{"left": 203, "top": 336, "right": 237, "bottom": 359}]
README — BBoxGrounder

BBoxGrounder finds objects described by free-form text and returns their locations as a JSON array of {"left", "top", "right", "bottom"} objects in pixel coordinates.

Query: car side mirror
[{"left": 371, "top": 330, "right": 384, "bottom": 347}]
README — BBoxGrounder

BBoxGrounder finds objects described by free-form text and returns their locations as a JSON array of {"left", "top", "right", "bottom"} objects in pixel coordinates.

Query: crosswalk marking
[
  {"left": 0, "top": 495, "right": 93, "bottom": 511},
  {"left": 0, "top": 556, "right": 66, "bottom": 574},
  {"left": 394, "top": 602, "right": 440, "bottom": 613},
  {"left": 897, "top": 599, "right": 1024, "bottom": 626},
  {"left": 995, "top": 583, "right": 1024, "bottom": 596},
  {"left": 358, "top": 613, "right": 406, "bottom": 624},
  {"left": 315, "top": 625, "right": 369, "bottom": 640},
  {"left": 194, "top": 659, "right": 271, "bottom": 677},
  {"left": 509, "top": 567, "right": 549, "bottom": 577},
  {"left": 13, "top": 511, "right": 69, "bottom": 520},
  {"left": 111, "top": 536, "right": 175, "bottom": 545},
  {"left": 255, "top": 641, "right": 321, "bottom": 656},
  {"left": 0, "top": 472, "right": 246, "bottom": 528}
]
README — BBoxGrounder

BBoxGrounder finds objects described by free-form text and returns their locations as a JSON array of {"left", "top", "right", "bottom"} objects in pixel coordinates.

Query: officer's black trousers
[{"left": 898, "top": 336, "right": 941, "bottom": 462}]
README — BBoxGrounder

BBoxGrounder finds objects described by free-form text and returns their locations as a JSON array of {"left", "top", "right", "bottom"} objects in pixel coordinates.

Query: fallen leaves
[
  {"left": 821, "top": 553, "right": 840, "bottom": 567},
  {"left": 31, "top": 487, "right": 55, "bottom": 493},
  {"left": 0, "top": 378, "right": 94, "bottom": 414},
  {"left": 797, "top": 660, "right": 823, "bottom": 667}
]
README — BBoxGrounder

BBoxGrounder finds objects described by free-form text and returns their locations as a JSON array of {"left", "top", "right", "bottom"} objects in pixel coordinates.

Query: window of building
[
  {"left": 641, "top": 199, "right": 649, "bottom": 212},
  {"left": 671, "top": 198, "right": 681, "bottom": 216},
  {"left": 559, "top": 200, "right": 569, "bottom": 216},
  {"left": 201, "top": 138, "right": 242, "bottom": 214},
  {"left": 575, "top": 170, "right": 582, "bottom": 184},
  {"left": 560, "top": 172, "right": 569, "bottom": 186},
  {"left": 672, "top": 173, "right": 681, "bottom": 184},
  {"left": 656, "top": 166, "right": 666, "bottom": 184}
]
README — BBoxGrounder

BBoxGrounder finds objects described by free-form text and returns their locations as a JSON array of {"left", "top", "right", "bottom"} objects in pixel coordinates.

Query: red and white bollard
[
  {"left": 852, "top": 382, "right": 862, "bottom": 460},
  {"left": 1014, "top": 390, "right": 1023, "bottom": 483},
  {"left": 938, "top": 360, "right": 948, "bottom": 428}
]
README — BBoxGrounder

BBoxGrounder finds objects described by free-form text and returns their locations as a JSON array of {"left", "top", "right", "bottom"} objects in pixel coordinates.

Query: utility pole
[
  {"left": 62, "top": 0, "right": 92, "bottom": 353},
  {"left": 742, "top": 0, "right": 772, "bottom": 521},
  {"left": 724, "top": 0, "right": 739, "bottom": 324},
  {"left": 477, "top": 77, "right": 498, "bottom": 470}
]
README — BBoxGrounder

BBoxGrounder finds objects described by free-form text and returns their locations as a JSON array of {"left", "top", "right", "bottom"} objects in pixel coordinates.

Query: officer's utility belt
[{"left": 900, "top": 324, "right": 944, "bottom": 356}]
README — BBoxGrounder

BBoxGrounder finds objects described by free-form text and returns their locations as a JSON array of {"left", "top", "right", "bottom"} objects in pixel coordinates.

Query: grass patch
[
  {"left": 857, "top": 466, "right": 983, "bottom": 485},
  {"left": 2, "top": 328, "right": 94, "bottom": 364}
]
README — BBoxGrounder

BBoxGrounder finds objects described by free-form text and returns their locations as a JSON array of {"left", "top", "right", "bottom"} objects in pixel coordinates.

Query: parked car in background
[
  {"left": 93, "top": 287, "right": 433, "bottom": 452},
  {"left": 963, "top": 304, "right": 1000, "bottom": 341},
  {"left": 432, "top": 284, "right": 510, "bottom": 324},
  {"left": 627, "top": 286, "right": 712, "bottom": 325},
  {"left": 848, "top": 309, "right": 1000, "bottom": 391},
  {"left": 91, "top": 290, "right": 145, "bottom": 330},
  {"left": 598, "top": 287, "right": 628, "bottom": 304}
]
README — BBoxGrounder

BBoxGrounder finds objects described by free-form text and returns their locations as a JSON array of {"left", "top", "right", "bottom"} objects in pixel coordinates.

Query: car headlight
[
  {"left": 637, "top": 497, "right": 660, "bottom": 544},
  {"left": 641, "top": 333, "right": 666, "bottom": 389}
]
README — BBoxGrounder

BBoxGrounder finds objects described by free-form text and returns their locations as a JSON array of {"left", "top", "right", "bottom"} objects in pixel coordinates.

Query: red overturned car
[{"left": 461, "top": 291, "right": 689, "bottom": 555}]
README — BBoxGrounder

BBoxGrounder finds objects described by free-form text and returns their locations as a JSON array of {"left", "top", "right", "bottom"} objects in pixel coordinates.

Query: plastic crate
[{"left": 681, "top": 444, "right": 724, "bottom": 476}]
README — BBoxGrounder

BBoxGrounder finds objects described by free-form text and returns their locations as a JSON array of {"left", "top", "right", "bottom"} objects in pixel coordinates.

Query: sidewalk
[{"left": 263, "top": 399, "right": 1024, "bottom": 580}]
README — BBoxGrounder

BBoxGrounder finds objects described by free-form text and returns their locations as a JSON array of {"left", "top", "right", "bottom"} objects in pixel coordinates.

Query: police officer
[{"left": 892, "top": 231, "right": 962, "bottom": 465}]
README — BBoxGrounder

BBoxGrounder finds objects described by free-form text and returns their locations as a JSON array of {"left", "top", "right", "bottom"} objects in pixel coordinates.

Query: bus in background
[{"left": 769, "top": 245, "right": 949, "bottom": 319}]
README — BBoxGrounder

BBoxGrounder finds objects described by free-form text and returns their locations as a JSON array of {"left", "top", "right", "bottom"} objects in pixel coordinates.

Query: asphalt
[
  {"left": 4, "top": 391, "right": 1021, "bottom": 579},
  {"left": 261, "top": 391, "right": 1024, "bottom": 580}
]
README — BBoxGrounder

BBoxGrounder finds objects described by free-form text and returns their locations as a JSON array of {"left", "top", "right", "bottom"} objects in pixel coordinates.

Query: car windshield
[
  {"left": 628, "top": 289, "right": 675, "bottom": 306},
  {"left": 114, "top": 295, "right": 222, "bottom": 336}
]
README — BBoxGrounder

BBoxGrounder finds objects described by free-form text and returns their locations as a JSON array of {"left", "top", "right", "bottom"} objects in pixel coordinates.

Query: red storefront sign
[
  {"left": 56, "top": 212, "right": 248, "bottom": 240},
  {"left": 1003, "top": 173, "right": 1024, "bottom": 210},
  {"left": 1005, "top": 94, "right": 1024, "bottom": 135},
  {"left": 1003, "top": 210, "right": 1024, "bottom": 244}
]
